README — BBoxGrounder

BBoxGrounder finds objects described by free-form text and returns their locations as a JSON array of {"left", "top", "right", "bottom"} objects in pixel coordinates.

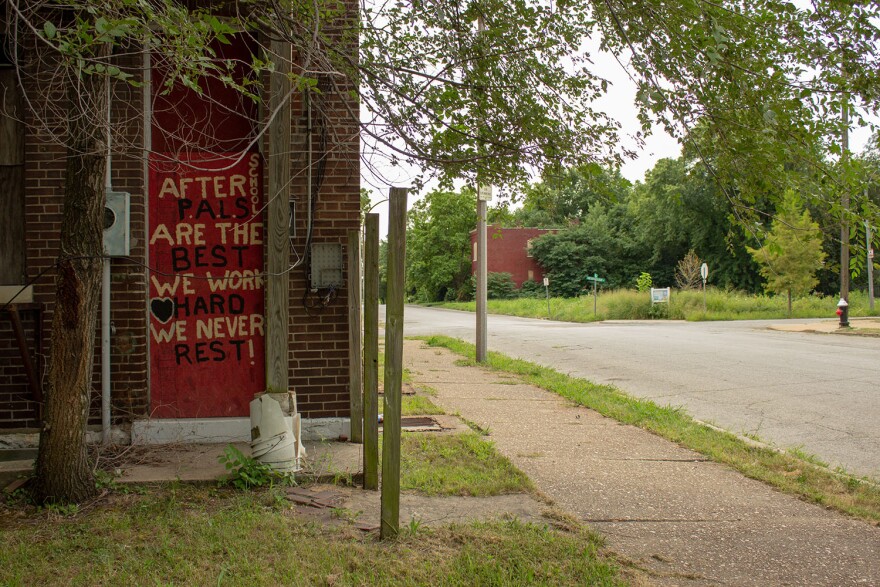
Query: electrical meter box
[
  {"left": 103, "top": 190, "right": 131, "bottom": 257},
  {"left": 310, "top": 243, "right": 344, "bottom": 289}
]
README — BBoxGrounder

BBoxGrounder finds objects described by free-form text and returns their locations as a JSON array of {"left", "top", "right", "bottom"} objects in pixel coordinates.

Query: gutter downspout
[{"left": 101, "top": 74, "right": 112, "bottom": 445}]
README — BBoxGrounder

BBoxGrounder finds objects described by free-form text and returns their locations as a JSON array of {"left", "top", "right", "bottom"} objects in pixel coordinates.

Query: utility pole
[
  {"left": 840, "top": 87, "right": 850, "bottom": 303},
  {"left": 475, "top": 15, "right": 489, "bottom": 363},
  {"left": 867, "top": 216, "right": 875, "bottom": 312},
  {"left": 476, "top": 187, "right": 489, "bottom": 362}
]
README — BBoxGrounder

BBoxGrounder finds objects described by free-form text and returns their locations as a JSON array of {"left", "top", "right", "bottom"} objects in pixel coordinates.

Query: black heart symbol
[{"left": 150, "top": 297, "right": 175, "bottom": 324}]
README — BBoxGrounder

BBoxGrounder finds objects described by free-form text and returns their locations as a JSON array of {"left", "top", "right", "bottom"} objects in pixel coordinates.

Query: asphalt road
[{"left": 397, "top": 305, "right": 880, "bottom": 479}]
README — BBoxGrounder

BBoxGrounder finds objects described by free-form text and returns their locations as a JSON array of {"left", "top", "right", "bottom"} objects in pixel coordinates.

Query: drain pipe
[{"left": 101, "top": 75, "right": 112, "bottom": 445}]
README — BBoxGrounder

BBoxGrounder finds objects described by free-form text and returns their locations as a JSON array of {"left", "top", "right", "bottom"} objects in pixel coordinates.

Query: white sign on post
[
  {"left": 700, "top": 262, "right": 709, "bottom": 282},
  {"left": 543, "top": 277, "right": 549, "bottom": 287},
  {"left": 477, "top": 185, "right": 493, "bottom": 202}
]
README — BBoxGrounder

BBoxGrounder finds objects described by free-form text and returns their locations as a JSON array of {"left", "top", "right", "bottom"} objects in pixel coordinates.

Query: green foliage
[
  {"left": 406, "top": 189, "right": 476, "bottom": 302},
  {"left": 631, "top": 157, "right": 761, "bottom": 291},
  {"left": 529, "top": 202, "right": 643, "bottom": 296},
  {"left": 487, "top": 272, "right": 516, "bottom": 300},
  {"left": 1, "top": 483, "right": 624, "bottom": 585},
  {"left": 635, "top": 272, "right": 653, "bottom": 293},
  {"left": 518, "top": 279, "right": 545, "bottom": 298},
  {"left": 747, "top": 192, "right": 827, "bottom": 311},
  {"left": 440, "top": 289, "right": 878, "bottom": 322},
  {"left": 217, "top": 445, "right": 293, "bottom": 490},
  {"left": 401, "top": 433, "right": 532, "bottom": 497}
]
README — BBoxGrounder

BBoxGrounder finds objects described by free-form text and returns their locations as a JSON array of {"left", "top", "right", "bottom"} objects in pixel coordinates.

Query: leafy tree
[
  {"left": 516, "top": 165, "right": 633, "bottom": 225},
  {"left": 747, "top": 192, "right": 827, "bottom": 315},
  {"left": 530, "top": 203, "right": 644, "bottom": 296},
  {"left": 406, "top": 189, "right": 477, "bottom": 302},
  {"left": 631, "top": 157, "right": 762, "bottom": 291}
]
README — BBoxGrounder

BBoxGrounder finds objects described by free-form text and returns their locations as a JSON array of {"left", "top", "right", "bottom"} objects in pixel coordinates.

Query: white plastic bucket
[{"left": 250, "top": 396, "right": 301, "bottom": 473}]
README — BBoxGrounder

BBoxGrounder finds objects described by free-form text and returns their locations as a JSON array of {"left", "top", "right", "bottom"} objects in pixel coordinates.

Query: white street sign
[
  {"left": 477, "top": 185, "right": 493, "bottom": 201},
  {"left": 700, "top": 262, "right": 709, "bottom": 281},
  {"left": 543, "top": 277, "right": 549, "bottom": 287}
]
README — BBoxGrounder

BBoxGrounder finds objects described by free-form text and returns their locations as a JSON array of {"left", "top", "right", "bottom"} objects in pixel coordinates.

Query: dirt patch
[{"left": 285, "top": 482, "right": 552, "bottom": 532}]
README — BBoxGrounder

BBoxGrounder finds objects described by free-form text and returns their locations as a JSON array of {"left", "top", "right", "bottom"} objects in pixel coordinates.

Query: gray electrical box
[
  {"left": 103, "top": 190, "right": 131, "bottom": 257},
  {"left": 310, "top": 243, "right": 343, "bottom": 289}
]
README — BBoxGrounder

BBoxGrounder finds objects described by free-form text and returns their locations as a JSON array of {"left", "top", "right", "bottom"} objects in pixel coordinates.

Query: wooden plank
[
  {"left": 347, "top": 230, "right": 363, "bottom": 442},
  {"left": 0, "top": 69, "right": 24, "bottom": 166},
  {"left": 0, "top": 167, "right": 25, "bottom": 284},
  {"left": 380, "top": 188, "right": 407, "bottom": 540},
  {"left": 363, "top": 213, "right": 380, "bottom": 490},
  {"left": 0, "top": 69, "right": 25, "bottom": 284},
  {"left": 265, "top": 40, "right": 292, "bottom": 394}
]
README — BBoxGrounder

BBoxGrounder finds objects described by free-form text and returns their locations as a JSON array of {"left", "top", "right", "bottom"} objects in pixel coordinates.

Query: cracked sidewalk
[{"left": 403, "top": 339, "right": 880, "bottom": 586}]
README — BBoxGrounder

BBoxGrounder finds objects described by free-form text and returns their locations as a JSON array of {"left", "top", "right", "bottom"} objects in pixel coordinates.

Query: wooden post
[
  {"left": 265, "top": 40, "right": 292, "bottom": 396},
  {"left": 363, "top": 214, "right": 380, "bottom": 490},
  {"left": 347, "top": 230, "right": 363, "bottom": 442},
  {"left": 381, "top": 187, "right": 407, "bottom": 540},
  {"left": 0, "top": 68, "right": 26, "bottom": 284}
]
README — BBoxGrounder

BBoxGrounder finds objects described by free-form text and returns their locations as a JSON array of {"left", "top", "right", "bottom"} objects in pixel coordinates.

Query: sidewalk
[
  {"left": 770, "top": 317, "right": 880, "bottom": 335},
  {"left": 402, "top": 339, "right": 880, "bottom": 587}
]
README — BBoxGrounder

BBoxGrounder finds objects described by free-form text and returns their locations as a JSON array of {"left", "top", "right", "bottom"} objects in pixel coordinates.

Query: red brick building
[
  {"left": 470, "top": 226, "right": 556, "bottom": 287},
  {"left": 0, "top": 9, "right": 359, "bottom": 442}
]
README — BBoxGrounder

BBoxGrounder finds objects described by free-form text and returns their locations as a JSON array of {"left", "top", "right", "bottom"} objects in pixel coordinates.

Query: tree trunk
[{"left": 33, "top": 57, "right": 109, "bottom": 504}]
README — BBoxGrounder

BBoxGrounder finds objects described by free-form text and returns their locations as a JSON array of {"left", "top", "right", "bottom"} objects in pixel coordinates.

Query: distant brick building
[
  {"left": 470, "top": 226, "right": 556, "bottom": 287},
  {"left": 0, "top": 7, "right": 359, "bottom": 440}
]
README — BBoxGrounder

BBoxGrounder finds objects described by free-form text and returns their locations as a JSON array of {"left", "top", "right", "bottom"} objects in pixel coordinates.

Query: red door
[{"left": 147, "top": 35, "right": 265, "bottom": 418}]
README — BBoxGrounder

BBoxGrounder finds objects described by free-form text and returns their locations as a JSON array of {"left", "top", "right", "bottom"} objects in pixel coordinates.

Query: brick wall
[
  {"left": 285, "top": 68, "right": 360, "bottom": 419},
  {"left": 0, "top": 11, "right": 360, "bottom": 428},
  {"left": 471, "top": 226, "right": 555, "bottom": 287},
  {"left": 0, "top": 309, "right": 41, "bottom": 428}
]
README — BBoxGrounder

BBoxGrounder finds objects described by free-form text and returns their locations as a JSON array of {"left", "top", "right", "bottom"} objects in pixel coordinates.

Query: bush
[
  {"left": 487, "top": 272, "right": 517, "bottom": 299},
  {"left": 635, "top": 272, "right": 653, "bottom": 292},
  {"left": 518, "top": 279, "right": 545, "bottom": 298}
]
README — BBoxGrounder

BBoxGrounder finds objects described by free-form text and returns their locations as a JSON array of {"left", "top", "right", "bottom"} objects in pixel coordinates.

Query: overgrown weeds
[{"left": 440, "top": 289, "right": 879, "bottom": 322}]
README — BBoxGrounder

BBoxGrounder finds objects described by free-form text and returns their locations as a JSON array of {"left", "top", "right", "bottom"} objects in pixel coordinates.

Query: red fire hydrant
[{"left": 836, "top": 298, "right": 849, "bottom": 328}]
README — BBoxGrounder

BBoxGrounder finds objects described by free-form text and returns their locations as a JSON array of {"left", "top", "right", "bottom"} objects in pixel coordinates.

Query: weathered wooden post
[
  {"left": 363, "top": 214, "right": 380, "bottom": 490},
  {"left": 347, "top": 230, "right": 363, "bottom": 443},
  {"left": 265, "top": 39, "right": 292, "bottom": 398},
  {"left": 380, "top": 187, "right": 407, "bottom": 539}
]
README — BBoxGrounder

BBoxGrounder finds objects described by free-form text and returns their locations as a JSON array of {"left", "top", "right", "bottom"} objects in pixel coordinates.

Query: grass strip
[
  {"left": 401, "top": 432, "right": 533, "bottom": 497},
  {"left": 423, "top": 335, "right": 880, "bottom": 522},
  {"left": 0, "top": 485, "right": 622, "bottom": 586}
]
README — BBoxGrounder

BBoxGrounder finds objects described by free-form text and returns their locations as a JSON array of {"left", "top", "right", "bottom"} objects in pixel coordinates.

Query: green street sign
[{"left": 585, "top": 273, "right": 606, "bottom": 283}]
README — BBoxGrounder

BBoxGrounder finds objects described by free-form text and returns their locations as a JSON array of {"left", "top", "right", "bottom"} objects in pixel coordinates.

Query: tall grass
[{"left": 440, "top": 289, "right": 880, "bottom": 322}]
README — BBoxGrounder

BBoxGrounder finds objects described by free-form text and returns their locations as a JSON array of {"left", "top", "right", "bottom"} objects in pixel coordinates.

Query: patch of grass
[
  {"left": 401, "top": 432, "right": 533, "bottom": 497},
  {"left": 401, "top": 394, "right": 445, "bottom": 416},
  {"left": 0, "top": 485, "right": 623, "bottom": 586},
  {"left": 423, "top": 335, "right": 880, "bottom": 522},
  {"left": 440, "top": 289, "right": 880, "bottom": 322},
  {"left": 457, "top": 414, "right": 491, "bottom": 436}
]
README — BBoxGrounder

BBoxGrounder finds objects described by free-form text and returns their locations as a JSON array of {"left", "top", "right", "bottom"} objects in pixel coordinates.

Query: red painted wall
[{"left": 470, "top": 226, "right": 556, "bottom": 287}]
